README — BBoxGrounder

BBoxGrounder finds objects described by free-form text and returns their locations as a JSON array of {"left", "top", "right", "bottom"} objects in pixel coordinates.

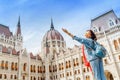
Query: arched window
[
  {"left": 74, "top": 70, "right": 77, "bottom": 75},
  {"left": 76, "top": 58, "right": 79, "bottom": 66},
  {"left": 1, "top": 61, "right": 4, "bottom": 69},
  {"left": 66, "top": 61, "right": 69, "bottom": 69},
  {"left": 73, "top": 59, "right": 76, "bottom": 66},
  {"left": 86, "top": 75, "right": 90, "bottom": 80},
  {"left": 31, "top": 65, "right": 33, "bottom": 72},
  {"left": 34, "top": 65, "right": 36, "bottom": 73},
  {"left": 37, "top": 66, "right": 39, "bottom": 73},
  {"left": 23, "top": 63, "right": 27, "bottom": 71},
  {"left": 34, "top": 77, "right": 36, "bottom": 80},
  {"left": 11, "top": 62, "right": 14, "bottom": 70},
  {"left": 4, "top": 74, "right": 7, "bottom": 79},
  {"left": 5, "top": 61, "right": 8, "bottom": 69},
  {"left": 78, "top": 69, "right": 80, "bottom": 74},
  {"left": 104, "top": 59, "right": 108, "bottom": 64},
  {"left": 15, "top": 63, "right": 18, "bottom": 71},
  {"left": 61, "top": 63, "right": 64, "bottom": 70},
  {"left": 109, "top": 19, "right": 114, "bottom": 27},
  {"left": 68, "top": 60, "right": 71, "bottom": 68},
  {"left": 49, "top": 65, "right": 52, "bottom": 72},
  {"left": 59, "top": 63, "right": 61, "bottom": 70},
  {"left": 11, "top": 75, "right": 13, "bottom": 79},
  {"left": 113, "top": 40, "right": 119, "bottom": 50},
  {"left": 14, "top": 75, "right": 17, "bottom": 79},
  {"left": 40, "top": 66, "right": 42, "bottom": 73},
  {"left": 92, "top": 27, "right": 98, "bottom": 32},
  {"left": 77, "top": 77, "right": 81, "bottom": 80},
  {"left": 23, "top": 76, "right": 25, "bottom": 80},
  {"left": 0, "top": 74, "right": 2, "bottom": 79}
]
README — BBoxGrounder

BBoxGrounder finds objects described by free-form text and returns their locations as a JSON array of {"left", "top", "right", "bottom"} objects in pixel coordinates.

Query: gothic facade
[{"left": 0, "top": 10, "right": 120, "bottom": 80}]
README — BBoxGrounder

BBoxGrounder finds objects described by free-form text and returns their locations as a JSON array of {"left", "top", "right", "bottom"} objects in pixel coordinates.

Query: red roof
[
  {"left": 37, "top": 54, "right": 41, "bottom": 60},
  {"left": 0, "top": 24, "right": 13, "bottom": 37},
  {"left": 12, "top": 48, "right": 17, "bottom": 55},
  {"left": 30, "top": 53, "right": 36, "bottom": 59},
  {"left": 2, "top": 46, "right": 8, "bottom": 53}
]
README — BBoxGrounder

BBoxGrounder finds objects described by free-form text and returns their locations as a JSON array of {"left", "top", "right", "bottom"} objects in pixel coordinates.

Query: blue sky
[{"left": 0, "top": 0, "right": 120, "bottom": 54}]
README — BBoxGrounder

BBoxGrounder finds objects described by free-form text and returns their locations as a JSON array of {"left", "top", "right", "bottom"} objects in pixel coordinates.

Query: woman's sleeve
[{"left": 73, "top": 36, "right": 90, "bottom": 45}]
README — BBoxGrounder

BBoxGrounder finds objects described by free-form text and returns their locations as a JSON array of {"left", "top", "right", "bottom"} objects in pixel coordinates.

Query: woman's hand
[{"left": 62, "top": 28, "right": 74, "bottom": 38}]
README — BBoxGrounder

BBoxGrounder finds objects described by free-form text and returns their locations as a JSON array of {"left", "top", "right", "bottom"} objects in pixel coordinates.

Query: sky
[{"left": 0, "top": 0, "right": 120, "bottom": 55}]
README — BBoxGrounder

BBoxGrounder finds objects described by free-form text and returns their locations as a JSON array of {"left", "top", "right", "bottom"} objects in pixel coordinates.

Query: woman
[{"left": 62, "top": 28, "right": 106, "bottom": 80}]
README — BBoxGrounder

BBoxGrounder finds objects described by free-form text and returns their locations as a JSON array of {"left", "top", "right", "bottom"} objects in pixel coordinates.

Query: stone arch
[{"left": 105, "top": 70, "right": 114, "bottom": 80}]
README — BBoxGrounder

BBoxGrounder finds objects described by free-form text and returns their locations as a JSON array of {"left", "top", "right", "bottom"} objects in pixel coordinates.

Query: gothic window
[
  {"left": 11, "top": 62, "right": 14, "bottom": 70},
  {"left": 30, "top": 65, "right": 33, "bottom": 72},
  {"left": 11, "top": 75, "right": 13, "bottom": 79},
  {"left": 115, "top": 19, "right": 118, "bottom": 24},
  {"left": 55, "top": 65, "right": 57, "bottom": 72},
  {"left": 49, "top": 65, "right": 52, "bottom": 72},
  {"left": 59, "top": 64, "right": 61, "bottom": 70},
  {"left": 4, "top": 74, "right": 7, "bottom": 79},
  {"left": 113, "top": 40, "right": 119, "bottom": 50},
  {"left": 62, "top": 63, "right": 64, "bottom": 70},
  {"left": 78, "top": 69, "right": 80, "bottom": 74},
  {"left": 15, "top": 63, "right": 18, "bottom": 71},
  {"left": 14, "top": 75, "right": 17, "bottom": 79},
  {"left": 1, "top": 61, "right": 4, "bottom": 69},
  {"left": 104, "top": 59, "right": 108, "bottom": 64},
  {"left": 34, "top": 65, "right": 36, "bottom": 73},
  {"left": 81, "top": 56, "right": 84, "bottom": 64},
  {"left": 74, "top": 70, "right": 77, "bottom": 75},
  {"left": 77, "top": 77, "right": 81, "bottom": 80},
  {"left": 68, "top": 60, "right": 71, "bottom": 68},
  {"left": 76, "top": 58, "right": 79, "bottom": 66},
  {"left": 73, "top": 59, "right": 76, "bottom": 66},
  {"left": 109, "top": 19, "right": 114, "bottom": 27},
  {"left": 53, "top": 65, "right": 54, "bottom": 72},
  {"left": 23, "top": 63, "right": 27, "bottom": 71},
  {"left": 92, "top": 27, "right": 97, "bottom": 32},
  {"left": 40, "top": 66, "right": 42, "bottom": 73},
  {"left": 8, "top": 47, "right": 12, "bottom": 54},
  {"left": 43, "top": 66, "right": 45, "bottom": 73},
  {"left": 66, "top": 61, "right": 69, "bottom": 69},
  {"left": 70, "top": 71, "right": 72, "bottom": 76},
  {"left": 37, "top": 66, "right": 39, "bottom": 73},
  {"left": 5, "top": 61, "right": 8, "bottom": 69},
  {"left": 83, "top": 68, "right": 86, "bottom": 73},
  {"left": 86, "top": 75, "right": 90, "bottom": 80},
  {"left": 0, "top": 74, "right": 2, "bottom": 79},
  {"left": 23, "top": 76, "right": 25, "bottom": 80}
]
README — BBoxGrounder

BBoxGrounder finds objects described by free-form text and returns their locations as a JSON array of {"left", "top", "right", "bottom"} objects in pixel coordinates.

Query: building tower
[
  {"left": 14, "top": 16, "right": 23, "bottom": 52},
  {"left": 41, "top": 19, "right": 66, "bottom": 80}
]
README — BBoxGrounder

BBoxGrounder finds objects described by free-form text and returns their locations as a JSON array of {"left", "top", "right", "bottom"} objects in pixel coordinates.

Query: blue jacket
[{"left": 73, "top": 36, "right": 98, "bottom": 61}]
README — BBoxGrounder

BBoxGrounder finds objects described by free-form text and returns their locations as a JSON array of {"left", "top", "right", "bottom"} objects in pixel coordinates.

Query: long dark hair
[{"left": 87, "top": 30, "right": 97, "bottom": 41}]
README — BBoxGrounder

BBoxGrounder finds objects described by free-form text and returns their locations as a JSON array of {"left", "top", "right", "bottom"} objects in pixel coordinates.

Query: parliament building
[{"left": 0, "top": 10, "right": 120, "bottom": 80}]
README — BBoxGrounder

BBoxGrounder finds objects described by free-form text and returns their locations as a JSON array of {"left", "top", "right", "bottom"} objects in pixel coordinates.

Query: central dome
[{"left": 43, "top": 19, "right": 64, "bottom": 41}]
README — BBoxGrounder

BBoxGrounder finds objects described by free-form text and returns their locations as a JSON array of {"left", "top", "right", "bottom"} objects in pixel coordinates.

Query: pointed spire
[
  {"left": 50, "top": 18, "right": 54, "bottom": 30},
  {"left": 17, "top": 16, "right": 21, "bottom": 27},
  {"left": 16, "top": 16, "right": 21, "bottom": 35}
]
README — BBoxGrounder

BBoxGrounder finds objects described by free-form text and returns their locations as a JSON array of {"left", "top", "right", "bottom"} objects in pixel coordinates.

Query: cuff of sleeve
[{"left": 72, "top": 36, "right": 76, "bottom": 40}]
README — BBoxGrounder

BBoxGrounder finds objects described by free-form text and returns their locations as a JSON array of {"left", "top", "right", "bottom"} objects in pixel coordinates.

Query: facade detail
[{"left": 0, "top": 10, "right": 120, "bottom": 80}]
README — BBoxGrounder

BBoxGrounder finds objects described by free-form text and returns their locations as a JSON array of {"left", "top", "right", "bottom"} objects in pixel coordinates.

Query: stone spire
[
  {"left": 16, "top": 16, "right": 21, "bottom": 35},
  {"left": 50, "top": 18, "right": 54, "bottom": 30}
]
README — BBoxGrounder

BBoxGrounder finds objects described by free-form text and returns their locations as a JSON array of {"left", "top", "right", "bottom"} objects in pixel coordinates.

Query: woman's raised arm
[{"left": 62, "top": 28, "right": 74, "bottom": 38}]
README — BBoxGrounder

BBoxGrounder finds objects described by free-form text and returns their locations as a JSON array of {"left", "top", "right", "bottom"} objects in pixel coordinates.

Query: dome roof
[{"left": 43, "top": 19, "right": 64, "bottom": 41}]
